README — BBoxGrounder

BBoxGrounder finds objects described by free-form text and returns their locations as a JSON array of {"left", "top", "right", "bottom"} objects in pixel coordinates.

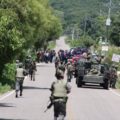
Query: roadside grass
[
  {"left": 0, "top": 63, "right": 15, "bottom": 95},
  {"left": 0, "top": 83, "right": 11, "bottom": 94},
  {"left": 116, "top": 80, "right": 120, "bottom": 89},
  {"left": 116, "top": 72, "right": 120, "bottom": 89}
]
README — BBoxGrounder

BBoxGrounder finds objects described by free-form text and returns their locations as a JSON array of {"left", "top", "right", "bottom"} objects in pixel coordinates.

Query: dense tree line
[{"left": 0, "top": 0, "right": 62, "bottom": 78}]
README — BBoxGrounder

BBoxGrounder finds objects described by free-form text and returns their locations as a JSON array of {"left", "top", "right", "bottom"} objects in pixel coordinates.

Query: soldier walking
[
  {"left": 15, "top": 63, "right": 27, "bottom": 98},
  {"left": 50, "top": 69, "right": 71, "bottom": 120}
]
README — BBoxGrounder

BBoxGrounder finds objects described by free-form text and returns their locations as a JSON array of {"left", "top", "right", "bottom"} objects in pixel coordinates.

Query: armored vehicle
[{"left": 75, "top": 58, "right": 110, "bottom": 89}]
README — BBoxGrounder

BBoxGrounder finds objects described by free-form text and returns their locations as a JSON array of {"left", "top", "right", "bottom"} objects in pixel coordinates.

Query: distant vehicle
[
  {"left": 69, "top": 47, "right": 88, "bottom": 57},
  {"left": 75, "top": 58, "right": 110, "bottom": 89}
]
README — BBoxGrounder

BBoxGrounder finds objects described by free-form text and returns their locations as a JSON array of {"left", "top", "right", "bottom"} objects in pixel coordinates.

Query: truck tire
[
  {"left": 77, "top": 76, "right": 83, "bottom": 88},
  {"left": 103, "top": 79, "right": 109, "bottom": 90}
]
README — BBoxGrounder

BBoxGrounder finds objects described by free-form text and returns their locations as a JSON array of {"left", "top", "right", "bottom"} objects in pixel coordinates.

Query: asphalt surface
[{"left": 0, "top": 37, "right": 120, "bottom": 120}]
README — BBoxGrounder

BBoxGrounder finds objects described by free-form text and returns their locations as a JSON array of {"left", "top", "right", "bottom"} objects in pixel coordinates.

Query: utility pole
[
  {"left": 83, "top": 16, "right": 87, "bottom": 39},
  {"left": 106, "top": 0, "right": 112, "bottom": 43},
  {"left": 100, "top": 9, "right": 102, "bottom": 16},
  {"left": 72, "top": 28, "right": 75, "bottom": 40},
  {"left": 108, "top": 0, "right": 112, "bottom": 18}
]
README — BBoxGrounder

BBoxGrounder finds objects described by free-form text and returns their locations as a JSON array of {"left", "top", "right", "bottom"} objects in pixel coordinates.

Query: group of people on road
[
  {"left": 54, "top": 57, "right": 74, "bottom": 83},
  {"left": 15, "top": 50, "right": 72, "bottom": 120},
  {"left": 15, "top": 48, "right": 119, "bottom": 120},
  {"left": 36, "top": 50, "right": 56, "bottom": 63}
]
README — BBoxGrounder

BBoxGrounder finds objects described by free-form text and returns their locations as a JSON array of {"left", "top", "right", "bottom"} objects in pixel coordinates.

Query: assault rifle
[{"left": 44, "top": 101, "right": 53, "bottom": 112}]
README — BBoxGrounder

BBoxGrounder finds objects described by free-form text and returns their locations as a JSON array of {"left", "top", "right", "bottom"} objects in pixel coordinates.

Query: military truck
[{"left": 75, "top": 58, "right": 110, "bottom": 89}]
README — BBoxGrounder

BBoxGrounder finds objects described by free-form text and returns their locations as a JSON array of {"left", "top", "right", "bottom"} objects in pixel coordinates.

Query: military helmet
[
  {"left": 19, "top": 63, "right": 23, "bottom": 68},
  {"left": 16, "top": 60, "right": 19, "bottom": 63},
  {"left": 55, "top": 69, "right": 64, "bottom": 78}
]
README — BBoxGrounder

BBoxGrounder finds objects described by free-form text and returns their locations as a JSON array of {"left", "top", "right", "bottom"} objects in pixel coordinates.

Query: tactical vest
[
  {"left": 16, "top": 68, "right": 24, "bottom": 78},
  {"left": 67, "top": 64, "right": 73, "bottom": 72},
  {"left": 53, "top": 80, "right": 67, "bottom": 97}
]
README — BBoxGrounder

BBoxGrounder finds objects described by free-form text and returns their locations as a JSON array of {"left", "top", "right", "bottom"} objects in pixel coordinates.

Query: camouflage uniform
[
  {"left": 50, "top": 70, "right": 71, "bottom": 120},
  {"left": 15, "top": 63, "right": 27, "bottom": 98},
  {"left": 110, "top": 65, "right": 118, "bottom": 88},
  {"left": 67, "top": 62, "right": 73, "bottom": 82}
]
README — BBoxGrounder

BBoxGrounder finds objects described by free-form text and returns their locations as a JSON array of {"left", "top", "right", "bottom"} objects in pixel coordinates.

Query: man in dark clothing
[
  {"left": 29, "top": 61, "right": 37, "bottom": 81},
  {"left": 110, "top": 64, "right": 118, "bottom": 88},
  {"left": 67, "top": 62, "right": 74, "bottom": 82}
]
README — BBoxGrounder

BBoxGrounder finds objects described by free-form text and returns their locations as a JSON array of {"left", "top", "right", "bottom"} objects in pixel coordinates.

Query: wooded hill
[
  {"left": 50, "top": 0, "right": 120, "bottom": 46},
  {"left": 50, "top": 0, "right": 120, "bottom": 28}
]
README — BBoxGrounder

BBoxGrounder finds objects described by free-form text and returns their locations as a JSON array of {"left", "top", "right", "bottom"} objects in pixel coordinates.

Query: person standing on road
[
  {"left": 50, "top": 70, "right": 71, "bottom": 120},
  {"left": 110, "top": 64, "right": 118, "bottom": 88},
  {"left": 66, "top": 61, "right": 74, "bottom": 82},
  {"left": 15, "top": 63, "right": 27, "bottom": 98},
  {"left": 29, "top": 61, "right": 37, "bottom": 81}
]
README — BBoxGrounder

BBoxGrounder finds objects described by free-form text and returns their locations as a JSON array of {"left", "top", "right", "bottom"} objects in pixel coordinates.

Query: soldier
[
  {"left": 24, "top": 56, "right": 32, "bottom": 74},
  {"left": 16, "top": 60, "right": 20, "bottom": 68},
  {"left": 66, "top": 61, "right": 74, "bottom": 82},
  {"left": 110, "top": 64, "right": 118, "bottom": 88},
  {"left": 29, "top": 61, "right": 37, "bottom": 81},
  {"left": 54, "top": 56, "right": 60, "bottom": 69},
  {"left": 58, "top": 61, "right": 66, "bottom": 74},
  {"left": 50, "top": 70, "right": 71, "bottom": 120},
  {"left": 15, "top": 63, "right": 27, "bottom": 98},
  {"left": 100, "top": 54, "right": 106, "bottom": 64}
]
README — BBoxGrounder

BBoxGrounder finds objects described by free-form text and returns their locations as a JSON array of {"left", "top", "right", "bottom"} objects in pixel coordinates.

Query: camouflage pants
[
  {"left": 67, "top": 71, "right": 73, "bottom": 82},
  {"left": 110, "top": 79, "right": 117, "bottom": 88},
  {"left": 54, "top": 101, "right": 66, "bottom": 117},
  {"left": 29, "top": 70, "right": 35, "bottom": 81},
  {"left": 15, "top": 77, "right": 24, "bottom": 94}
]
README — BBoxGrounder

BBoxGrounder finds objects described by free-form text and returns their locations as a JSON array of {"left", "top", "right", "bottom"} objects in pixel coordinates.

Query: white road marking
[
  {"left": 0, "top": 91, "right": 14, "bottom": 101},
  {"left": 0, "top": 76, "right": 28, "bottom": 101},
  {"left": 110, "top": 89, "right": 120, "bottom": 97}
]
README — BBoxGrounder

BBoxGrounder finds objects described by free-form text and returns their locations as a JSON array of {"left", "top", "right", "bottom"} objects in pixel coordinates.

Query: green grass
[
  {"left": 0, "top": 83, "right": 11, "bottom": 94},
  {"left": 116, "top": 72, "right": 120, "bottom": 89}
]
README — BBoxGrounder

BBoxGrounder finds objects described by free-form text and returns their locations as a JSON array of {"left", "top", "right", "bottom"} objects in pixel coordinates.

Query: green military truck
[{"left": 75, "top": 58, "right": 110, "bottom": 89}]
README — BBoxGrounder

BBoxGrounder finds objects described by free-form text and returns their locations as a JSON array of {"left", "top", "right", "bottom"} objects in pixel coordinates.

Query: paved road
[
  {"left": 54, "top": 36, "right": 69, "bottom": 52},
  {"left": 1, "top": 37, "right": 120, "bottom": 120}
]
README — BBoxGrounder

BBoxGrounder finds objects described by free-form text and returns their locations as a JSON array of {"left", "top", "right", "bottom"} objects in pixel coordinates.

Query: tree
[
  {"left": 0, "top": 0, "right": 62, "bottom": 77},
  {"left": 110, "top": 14, "right": 120, "bottom": 46}
]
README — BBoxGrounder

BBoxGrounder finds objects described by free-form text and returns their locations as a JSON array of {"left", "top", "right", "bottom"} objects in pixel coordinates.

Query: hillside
[{"left": 50, "top": 0, "right": 120, "bottom": 30}]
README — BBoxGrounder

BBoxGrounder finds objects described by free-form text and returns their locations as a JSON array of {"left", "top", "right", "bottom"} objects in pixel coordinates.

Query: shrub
[
  {"left": 1, "top": 63, "right": 16, "bottom": 89},
  {"left": 0, "top": 83, "right": 11, "bottom": 94},
  {"left": 69, "top": 35, "right": 95, "bottom": 48}
]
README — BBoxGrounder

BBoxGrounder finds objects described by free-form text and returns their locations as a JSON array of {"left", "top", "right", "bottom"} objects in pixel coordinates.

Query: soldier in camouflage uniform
[
  {"left": 66, "top": 61, "right": 74, "bottom": 82},
  {"left": 110, "top": 64, "right": 118, "bottom": 88},
  {"left": 15, "top": 63, "right": 27, "bottom": 98},
  {"left": 50, "top": 69, "right": 71, "bottom": 120}
]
